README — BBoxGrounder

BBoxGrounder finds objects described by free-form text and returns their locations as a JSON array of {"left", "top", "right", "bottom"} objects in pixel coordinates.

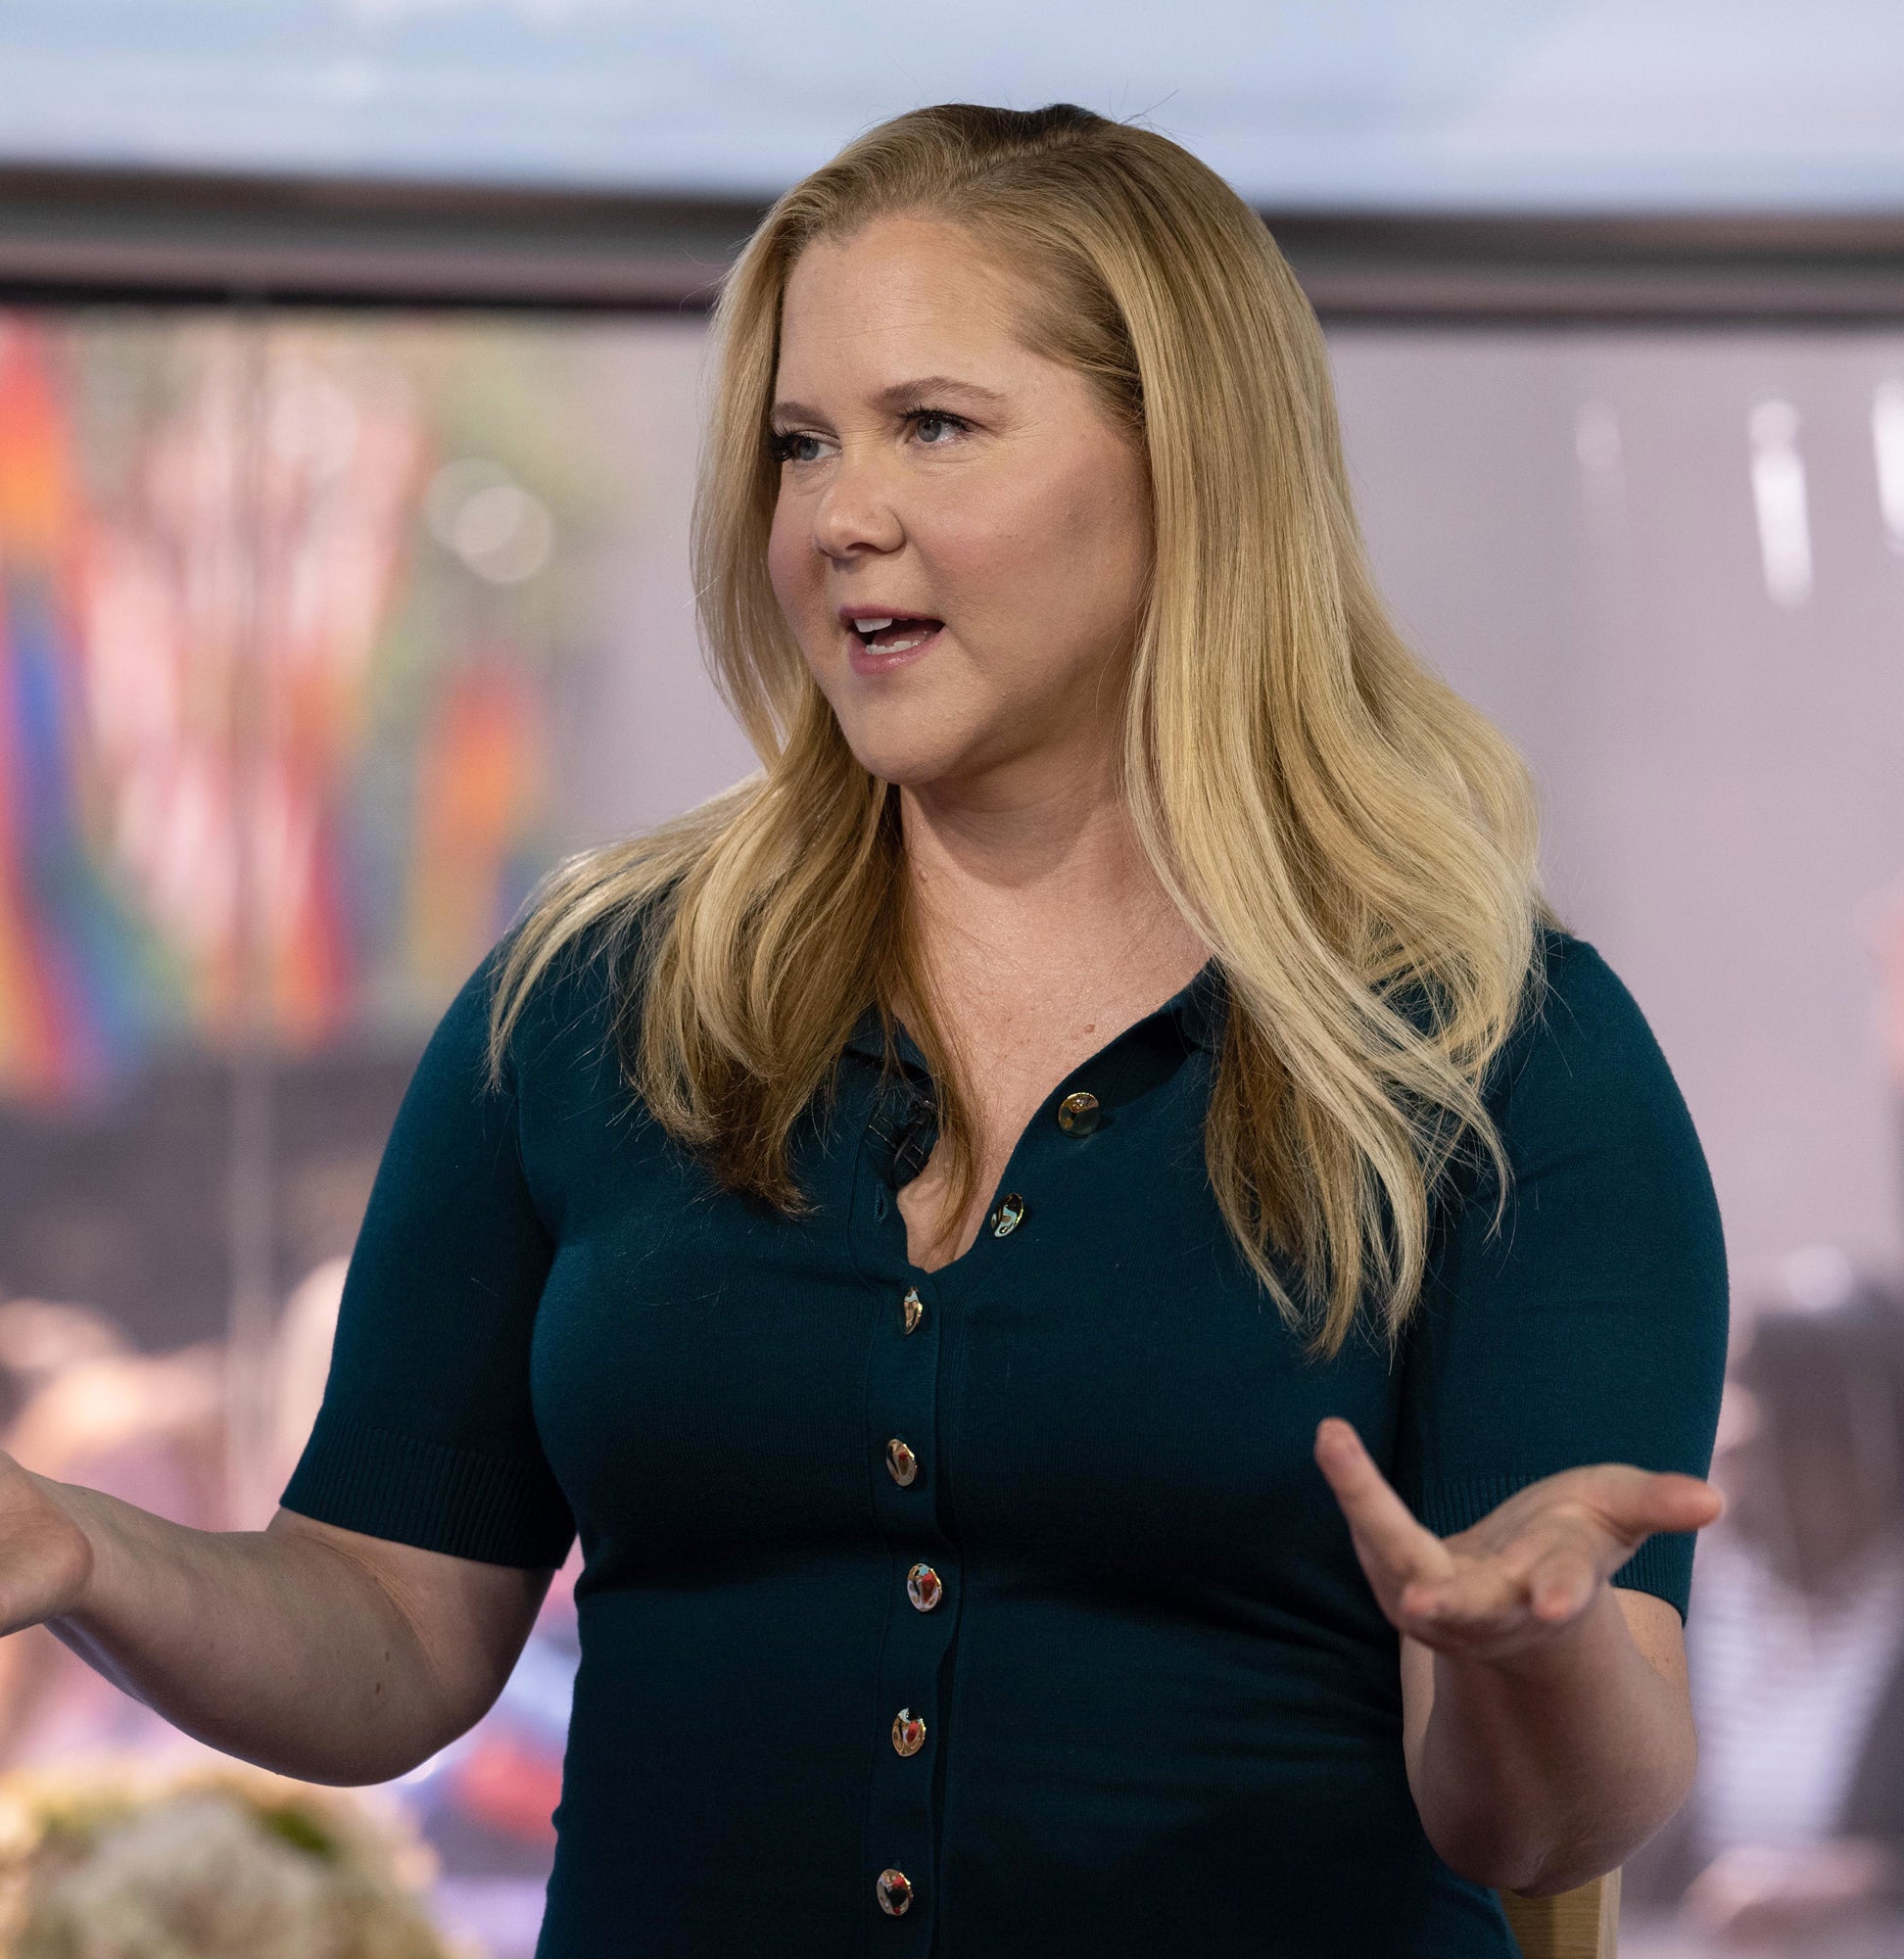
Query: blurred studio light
[
  {"left": 1748, "top": 399, "right": 1813, "bottom": 609},
  {"left": 423, "top": 457, "right": 556, "bottom": 585},
  {"left": 1873, "top": 379, "right": 1904, "bottom": 554}
]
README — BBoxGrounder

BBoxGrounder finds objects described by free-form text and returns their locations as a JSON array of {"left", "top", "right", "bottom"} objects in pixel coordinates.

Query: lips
[
  {"left": 842, "top": 611, "right": 942, "bottom": 655},
  {"left": 839, "top": 608, "right": 944, "bottom": 672}
]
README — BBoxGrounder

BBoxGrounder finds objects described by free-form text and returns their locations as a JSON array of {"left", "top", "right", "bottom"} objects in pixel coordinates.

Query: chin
[
  {"left": 839, "top": 736, "right": 971, "bottom": 789},
  {"left": 826, "top": 702, "right": 991, "bottom": 790}
]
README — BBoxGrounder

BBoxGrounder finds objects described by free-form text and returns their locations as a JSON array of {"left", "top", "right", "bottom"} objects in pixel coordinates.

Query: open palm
[{"left": 1313, "top": 1416, "right": 1724, "bottom": 1661}]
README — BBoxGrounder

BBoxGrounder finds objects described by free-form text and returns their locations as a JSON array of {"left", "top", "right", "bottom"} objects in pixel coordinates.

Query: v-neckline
[{"left": 871, "top": 957, "right": 1224, "bottom": 1280}]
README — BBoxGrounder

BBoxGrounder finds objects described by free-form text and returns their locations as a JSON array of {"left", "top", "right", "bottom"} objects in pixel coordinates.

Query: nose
[{"left": 810, "top": 447, "right": 905, "bottom": 562}]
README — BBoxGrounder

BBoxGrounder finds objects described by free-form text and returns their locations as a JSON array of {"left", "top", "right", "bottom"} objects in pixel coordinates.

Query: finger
[
  {"left": 1581, "top": 1466, "right": 1727, "bottom": 1546},
  {"left": 1401, "top": 1553, "right": 1533, "bottom": 1632},
  {"left": 1313, "top": 1418, "right": 1448, "bottom": 1588},
  {"left": 1411, "top": 1519, "right": 1612, "bottom": 1639},
  {"left": 1406, "top": 1506, "right": 1596, "bottom": 1620},
  {"left": 1436, "top": 1503, "right": 1607, "bottom": 1616},
  {"left": 1524, "top": 1542, "right": 1598, "bottom": 1623}
]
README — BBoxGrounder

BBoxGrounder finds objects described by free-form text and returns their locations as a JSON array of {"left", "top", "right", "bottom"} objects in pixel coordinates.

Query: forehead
[{"left": 775, "top": 215, "right": 1034, "bottom": 394}]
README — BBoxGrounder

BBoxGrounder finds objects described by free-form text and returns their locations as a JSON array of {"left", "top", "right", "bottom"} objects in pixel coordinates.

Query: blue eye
[
  {"left": 770, "top": 430, "right": 826, "bottom": 465},
  {"left": 910, "top": 410, "right": 968, "bottom": 446}
]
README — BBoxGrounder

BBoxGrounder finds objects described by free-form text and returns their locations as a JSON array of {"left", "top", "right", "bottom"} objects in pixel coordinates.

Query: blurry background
[{"left": 2, "top": 4, "right": 1904, "bottom": 1955}]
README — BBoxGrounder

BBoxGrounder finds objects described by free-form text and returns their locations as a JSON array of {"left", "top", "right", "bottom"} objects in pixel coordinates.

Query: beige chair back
[{"left": 1498, "top": 1868, "right": 1619, "bottom": 1959}]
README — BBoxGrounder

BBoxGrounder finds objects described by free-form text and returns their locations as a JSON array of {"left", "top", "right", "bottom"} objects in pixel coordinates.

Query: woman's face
[{"left": 766, "top": 215, "right": 1151, "bottom": 795}]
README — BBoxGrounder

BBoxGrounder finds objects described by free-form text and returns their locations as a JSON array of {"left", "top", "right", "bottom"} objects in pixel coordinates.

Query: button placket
[
  {"left": 862, "top": 1299, "right": 951, "bottom": 1943},
  {"left": 855, "top": 1080, "right": 956, "bottom": 1949},
  {"left": 843, "top": 1013, "right": 1178, "bottom": 1939}
]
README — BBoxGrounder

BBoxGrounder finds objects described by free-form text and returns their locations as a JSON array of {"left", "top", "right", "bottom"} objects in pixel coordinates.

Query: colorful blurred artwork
[
  {"left": 0, "top": 308, "right": 682, "bottom": 1951},
  {"left": 0, "top": 323, "right": 146, "bottom": 1100},
  {"left": 0, "top": 312, "right": 586, "bottom": 1104}
]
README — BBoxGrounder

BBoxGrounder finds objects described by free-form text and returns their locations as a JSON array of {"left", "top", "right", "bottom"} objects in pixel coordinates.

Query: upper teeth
[{"left": 857, "top": 617, "right": 895, "bottom": 632}]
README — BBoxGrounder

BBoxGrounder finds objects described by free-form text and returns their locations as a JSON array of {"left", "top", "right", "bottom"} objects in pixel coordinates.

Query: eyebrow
[{"left": 769, "top": 376, "right": 1009, "bottom": 424}]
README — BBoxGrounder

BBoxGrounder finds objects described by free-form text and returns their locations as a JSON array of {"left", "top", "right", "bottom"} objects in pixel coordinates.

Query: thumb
[{"left": 1596, "top": 1466, "right": 1726, "bottom": 1543}]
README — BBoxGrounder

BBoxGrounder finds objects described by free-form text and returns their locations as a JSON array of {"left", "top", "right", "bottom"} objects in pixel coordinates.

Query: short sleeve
[
  {"left": 279, "top": 947, "right": 576, "bottom": 1568},
  {"left": 1392, "top": 932, "right": 1730, "bottom": 1621}
]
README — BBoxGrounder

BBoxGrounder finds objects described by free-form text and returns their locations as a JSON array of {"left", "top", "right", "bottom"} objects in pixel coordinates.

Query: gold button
[
  {"left": 885, "top": 1438, "right": 919, "bottom": 1487},
  {"left": 877, "top": 1868, "right": 913, "bottom": 1916},
  {"left": 988, "top": 1193, "right": 1026, "bottom": 1237},
  {"left": 901, "top": 1287, "right": 925, "bottom": 1334},
  {"left": 1057, "top": 1089, "right": 1100, "bottom": 1135},
  {"left": 891, "top": 1707, "right": 927, "bottom": 1756},
  {"left": 906, "top": 1562, "right": 943, "bottom": 1611}
]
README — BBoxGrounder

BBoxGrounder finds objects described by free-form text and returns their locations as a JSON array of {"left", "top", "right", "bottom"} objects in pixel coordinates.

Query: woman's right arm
[
  {"left": 4, "top": 949, "right": 581, "bottom": 1785},
  {"left": 7, "top": 1452, "right": 549, "bottom": 1787}
]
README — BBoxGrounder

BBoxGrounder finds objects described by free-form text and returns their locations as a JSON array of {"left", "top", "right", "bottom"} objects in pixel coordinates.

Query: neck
[{"left": 896, "top": 746, "right": 1204, "bottom": 994}]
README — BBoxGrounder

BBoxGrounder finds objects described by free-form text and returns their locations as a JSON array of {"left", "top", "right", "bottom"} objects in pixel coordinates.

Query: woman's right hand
[{"left": 0, "top": 1450, "right": 95, "bottom": 1635}]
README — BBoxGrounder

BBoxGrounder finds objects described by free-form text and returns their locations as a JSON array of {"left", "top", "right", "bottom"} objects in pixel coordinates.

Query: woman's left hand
[{"left": 1313, "top": 1416, "right": 1725, "bottom": 1662}]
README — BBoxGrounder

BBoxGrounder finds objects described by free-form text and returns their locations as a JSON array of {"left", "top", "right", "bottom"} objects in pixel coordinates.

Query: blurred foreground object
[{"left": 0, "top": 1758, "right": 473, "bottom": 1958}]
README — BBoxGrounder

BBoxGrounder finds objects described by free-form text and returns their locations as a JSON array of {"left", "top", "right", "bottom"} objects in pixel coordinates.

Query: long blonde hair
[{"left": 493, "top": 102, "right": 1552, "bottom": 1360}]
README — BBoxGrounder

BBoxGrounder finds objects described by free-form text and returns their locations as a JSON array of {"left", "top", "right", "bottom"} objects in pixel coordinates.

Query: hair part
[{"left": 493, "top": 101, "right": 1554, "bottom": 1359}]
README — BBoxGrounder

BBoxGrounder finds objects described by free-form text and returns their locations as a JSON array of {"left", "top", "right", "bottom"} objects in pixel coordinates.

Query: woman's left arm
[{"left": 1315, "top": 1418, "right": 1725, "bottom": 1896}]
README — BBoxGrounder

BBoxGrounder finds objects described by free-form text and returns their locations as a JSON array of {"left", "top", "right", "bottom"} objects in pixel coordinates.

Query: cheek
[
  {"left": 765, "top": 497, "right": 814, "bottom": 621},
  {"left": 936, "top": 459, "right": 1145, "bottom": 623},
  {"left": 1073, "top": 447, "right": 1152, "bottom": 591},
  {"left": 983, "top": 467, "right": 1147, "bottom": 646}
]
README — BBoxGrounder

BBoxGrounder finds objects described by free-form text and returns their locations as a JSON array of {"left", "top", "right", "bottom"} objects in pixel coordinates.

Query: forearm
[
  {"left": 1414, "top": 1586, "right": 1694, "bottom": 1895},
  {"left": 40, "top": 1476, "right": 464, "bottom": 1786}
]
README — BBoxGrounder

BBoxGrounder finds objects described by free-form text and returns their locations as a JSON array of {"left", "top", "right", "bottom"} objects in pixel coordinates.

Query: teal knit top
[{"left": 283, "top": 927, "right": 1729, "bottom": 1957}]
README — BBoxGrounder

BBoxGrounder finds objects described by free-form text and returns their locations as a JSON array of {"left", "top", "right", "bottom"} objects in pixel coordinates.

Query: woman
[{"left": 3, "top": 104, "right": 1727, "bottom": 1955}]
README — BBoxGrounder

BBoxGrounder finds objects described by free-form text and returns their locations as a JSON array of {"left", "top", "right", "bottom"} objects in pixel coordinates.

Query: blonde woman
[{"left": 3, "top": 105, "right": 1728, "bottom": 1955}]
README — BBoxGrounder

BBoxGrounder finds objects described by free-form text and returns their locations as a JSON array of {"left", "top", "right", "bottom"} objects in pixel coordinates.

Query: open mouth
[{"left": 845, "top": 614, "right": 942, "bottom": 656}]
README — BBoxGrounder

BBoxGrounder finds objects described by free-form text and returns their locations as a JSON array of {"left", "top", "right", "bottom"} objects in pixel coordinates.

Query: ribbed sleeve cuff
[
  {"left": 281, "top": 1410, "right": 576, "bottom": 1569},
  {"left": 1416, "top": 1472, "right": 1695, "bottom": 1623}
]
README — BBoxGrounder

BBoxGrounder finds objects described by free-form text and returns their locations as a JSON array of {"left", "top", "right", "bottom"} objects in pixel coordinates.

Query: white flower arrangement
[{"left": 0, "top": 1758, "right": 480, "bottom": 1959}]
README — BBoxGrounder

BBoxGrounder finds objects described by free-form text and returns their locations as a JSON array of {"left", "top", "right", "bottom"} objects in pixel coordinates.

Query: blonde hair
[{"left": 493, "top": 102, "right": 1552, "bottom": 1359}]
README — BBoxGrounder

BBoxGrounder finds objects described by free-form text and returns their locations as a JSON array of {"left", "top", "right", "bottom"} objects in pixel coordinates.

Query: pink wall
[{"left": 1332, "top": 329, "right": 1904, "bottom": 1304}]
